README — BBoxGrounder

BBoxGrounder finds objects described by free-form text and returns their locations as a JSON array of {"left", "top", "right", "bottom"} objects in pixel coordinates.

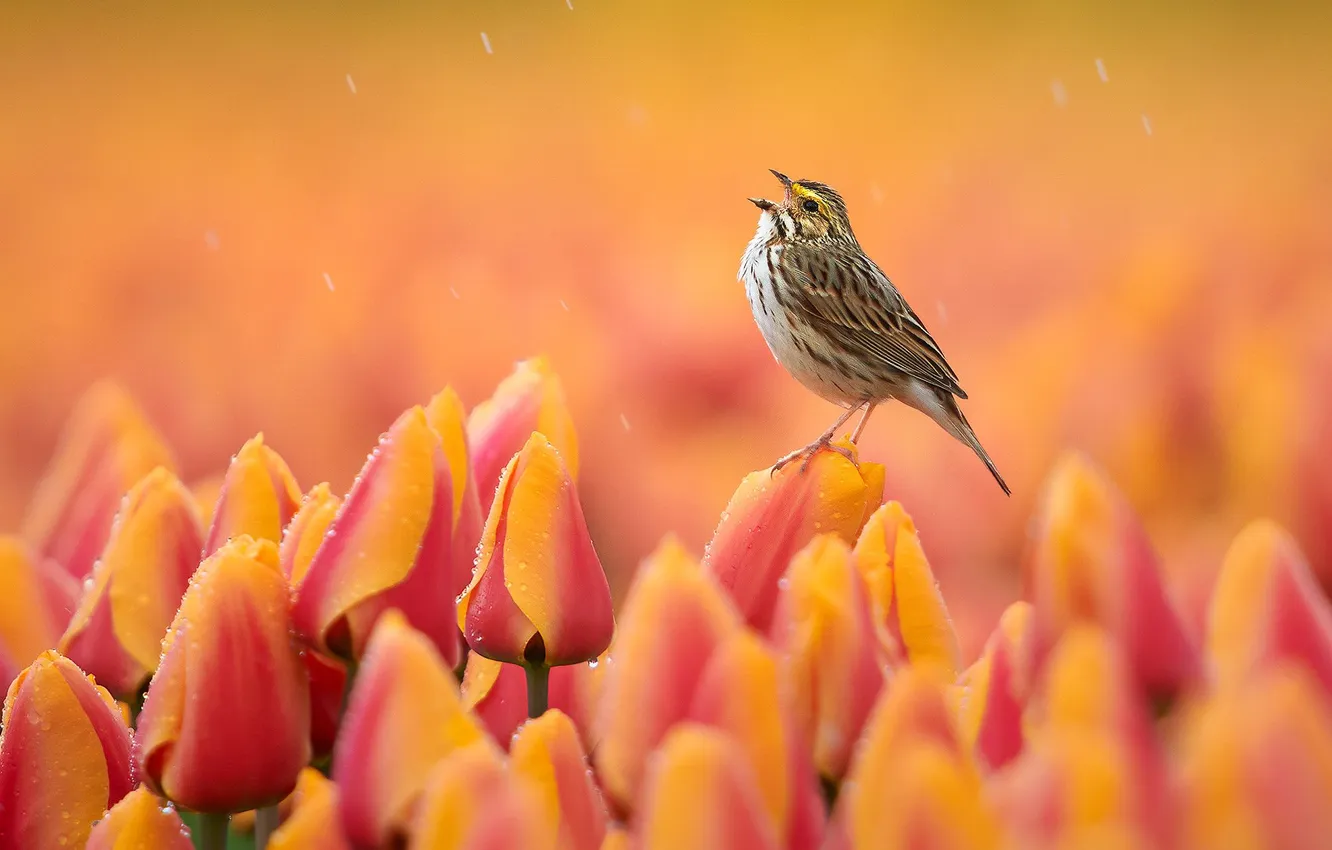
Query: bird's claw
[{"left": 769, "top": 438, "right": 857, "bottom": 476}]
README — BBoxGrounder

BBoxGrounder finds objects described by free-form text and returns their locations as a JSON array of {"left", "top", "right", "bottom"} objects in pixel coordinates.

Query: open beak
[
  {"left": 769, "top": 169, "right": 793, "bottom": 189},
  {"left": 749, "top": 197, "right": 775, "bottom": 211}
]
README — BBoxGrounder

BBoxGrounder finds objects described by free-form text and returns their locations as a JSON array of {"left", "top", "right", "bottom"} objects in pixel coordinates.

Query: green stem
[
  {"left": 254, "top": 805, "right": 281, "bottom": 849},
  {"left": 820, "top": 774, "right": 840, "bottom": 812},
  {"left": 338, "top": 659, "right": 359, "bottom": 722},
  {"left": 525, "top": 664, "right": 550, "bottom": 719},
  {"left": 195, "top": 812, "right": 230, "bottom": 850},
  {"left": 127, "top": 683, "right": 149, "bottom": 729}
]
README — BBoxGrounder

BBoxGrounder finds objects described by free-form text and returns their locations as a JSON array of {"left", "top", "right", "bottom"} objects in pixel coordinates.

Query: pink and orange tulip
[
  {"left": 136, "top": 536, "right": 310, "bottom": 813},
  {"left": 203, "top": 433, "right": 302, "bottom": 555},
  {"left": 957, "top": 601, "right": 1033, "bottom": 770},
  {"left": 0, "top": 536, "right": 77, "bottom": 690},
  {"left": 85, "top": 786, "right": 193, "bottom": 850},
  {"left": 20, "top": 382, "right": 175, "bottom": 581},
  {"left": 703, "top": 439, "right": 884, "bottom": 632},
  {"left": 458, "top": 431, "right": 613, "bottom": 668},
  {"left": 467, "top": 355, "right": 579, "bottom": 505},
  {"left": 0, "top": 650, "right": 135, "bottom": 849},
  {"left": 462, "top": 653, "right": 605, "bottom": 752},
  {"left": 294, "top": 400, "right": 478, "bottom": 667},
  {"left": 411, "top": 742, "right": 556, "bottom": 850},
  {"left": 57, "top": 466, "right": 203, "bottom": 699},
  {"left": 333, "top": 610, "right": 488, "bottom": 848},
  {"left": 510, "top": 709, "right": 608, "bottom": 850},
  {"left": 267, "top": 768, "right": 352, "bottom": 850}
]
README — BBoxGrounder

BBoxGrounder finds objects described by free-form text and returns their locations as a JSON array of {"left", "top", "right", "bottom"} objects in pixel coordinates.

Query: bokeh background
[{"left": 3, "top": 1, "right": 1330, "bottom": 657}]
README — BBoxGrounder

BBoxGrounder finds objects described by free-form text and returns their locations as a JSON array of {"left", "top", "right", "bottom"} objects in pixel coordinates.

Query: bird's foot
[{"left": 770, "top": 436, "right": 857, "bottom": 476}]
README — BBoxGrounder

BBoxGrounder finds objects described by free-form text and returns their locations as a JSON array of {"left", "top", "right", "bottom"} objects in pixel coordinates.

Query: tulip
[
  {"left": 596, "top": 538, "right": 741, "bottom": 813},
  {"left": 86, "top": 786, "right": 193, "bottom": 850},
  {"left": 22, "top": 382, "right": 175, "bottom": 580},
  {"left": 279, "top": 483, "right": 341, "bottom": 585},
  {"left": 468, "top": 355, "right": 579, "bottom": 505},
  {"left": 1177, "top": 665, "right": 1332, "bottom": 850},
  {"left": 0, "top": 650, "right": 134, "bottom": 848},
  {"left": 268, "top": 768, "right": 352, "bottom": 850},
  {"left": 424, "top": 386, "right": 485, "bottom": 591},
  {"left": 1023, "top": 452, "right": 1200, "bottom": 701},
  {"left": 957, "top": 601, "right": 1032, "bottom": 770},
  {"left": 411, "top": 742, "right": 557, "bottom": 850},
  {"left": 510, "top": 709, "right": 608, "bottom": 850},
  {"left": 334, "top": 610, "right": 488, "bottom": 848},
  {"left": 136, "top": 536, "right": 310, "bottom": 814},
  {"left": 203, "top": 433, "right": 302, "bottom": 555},
  {"left": 703, "top": 438, "right": 884, "bottom": 632},
  {"left": 57, "top": 467, "right": 203, "bottom": 700},
  {"left": 294, "top": 405, "right": 470, "bottom": 667},
  {"left": 461, "top": 652, "right": 606, "bottom": 753},
  {"left": 772, "top": 534, "right": 885, "bottom": 783},
  {"left": 1209, "top": 519, "right": 1332, "bottom": 694},
  {"left": 635, "top": 725, "right": 780, "bottom": 850},
  {"left": 0, "top": 536, "right": 78, "bottom": 690},
  {"left": 852, "top": 501, "right": 961, "bottom": 675},
  {"left": 458, "top": 431, "right": 614, "bottom": 712},
  {"left": 842, "top": 668, "right": 999, "bottom": 850}
]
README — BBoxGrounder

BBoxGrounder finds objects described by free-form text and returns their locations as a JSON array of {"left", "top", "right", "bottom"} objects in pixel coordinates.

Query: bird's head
[{"left": 748, "top": 170, "right": 856, "bottom": 244}]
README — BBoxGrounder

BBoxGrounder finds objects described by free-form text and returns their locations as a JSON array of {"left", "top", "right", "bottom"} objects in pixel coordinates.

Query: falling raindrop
[
  {"left": 1050, "top": 79, "right": 1068, "bottom": 108},
  {"left": 1095, "top": 58, "right": 1108, "bottom": 82},
  {"left": 559, "top": 298, "right": 570, "bottom": 312},
  {"left": 450, "top": 286, "right": 461, "bottom": 300},
  {"left": 936, "top": 301, "right": 948, "bottom": 324},
  {"left": 323, "top": 272, "right": 336, "bottom": 292},
  {"left": 566, "top": 0, "right": 573, "bottom": 7},
  {"left": 619, "top": 413, "right": 631, "bottom": 431},
  {"left": 346, "top": 73, "right": 357, "bottom": 94},
  {"left": 481, "top": 32, "right": 493, "bottom": 54},
  {"left": 1141, "top": 114, "right": 1153, "bottom": 135},
  {"left": 204, "top": 230, "right": 220, "bottom": 250}
]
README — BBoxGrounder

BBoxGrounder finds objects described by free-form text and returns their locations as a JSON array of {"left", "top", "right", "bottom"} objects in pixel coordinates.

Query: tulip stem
[
  {"left": 195, "top": 812, "right": 230, "bottom": 850},
  {"left": 525, "top": 663, "right": 550, "bottom": 718},
  {"left": 254, "top": 805, "right": 280, "bottom": 849}
]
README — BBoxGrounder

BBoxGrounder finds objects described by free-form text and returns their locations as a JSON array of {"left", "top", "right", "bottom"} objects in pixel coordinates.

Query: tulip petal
[
  {"left": 279, "top": 483, "right": 341, "bottom": 587},
  {"left": 410, "top": 742, "right": 557, "bottom": 850},
  {"left": 136, "top": 536, "right": 310, "bottom": 813},
  {"left": 22, "top": 382, "right": 175, "bottom": 581},
  {"left": 268, "top": 768, "right": 352, "bottom": 850},
  {"left": 958, "top": 602, "right": 1032, "bottom": 771},
  {"left": 637, "top": 725, "right": 780, "bottom": 850},
  {"left": 86, "top": 786, "right": 193, "bottom": 850},
  {"left": 0, "top": 537, "right": 73, "bottom": 690},
  {"left": 334, "top": 610, "right": 487, "bottom": 847},
  {"left": 595, "top": 538, "right": 741, "bottom": 812},
  {"left": 203, "top": 434, "right": 302, "bottom": 555},
  {"left": 425, "top": 387, "right": 485, "bottom": 588},
  {"left": 704, "top": 438, "right": 883, "bottom": 632},
  {"left": 0, "top": 651, "right": 134, "bottom": 848},
  {"left": 511, "top": 709, "right": 608, "bottom": 850},
  {"left": 462, "top": 653, "right": 606, "bottom": 753}
]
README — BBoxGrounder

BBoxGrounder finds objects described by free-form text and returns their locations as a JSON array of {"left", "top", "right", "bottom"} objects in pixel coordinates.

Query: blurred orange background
[{"left": 3, "top": 1, "right": 1330, "bottom": 656}]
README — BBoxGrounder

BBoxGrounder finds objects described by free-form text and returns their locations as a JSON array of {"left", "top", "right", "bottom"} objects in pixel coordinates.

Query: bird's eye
[{"left": 801, "top": 199, "right": 819, "bottom": 213}]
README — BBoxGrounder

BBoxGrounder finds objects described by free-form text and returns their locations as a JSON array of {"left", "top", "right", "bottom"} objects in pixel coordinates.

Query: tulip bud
[
  {"left": 203, "top": 434, "right": 302, "bottom": 555},
  {"left": 411, "top": 742, "right": 557, "bottom": 850},
  {"left": 58, "top": 467, "right": 203, "bottom": 699},
  {"left": 279, "top": 483, "right": 341, "bottom": 586},
  {"left": 468, "top": 355, "right": 579, "bottom": 505},
  {"left": 267, "top": 768, "right": 352, "bottom": 850},
  {"left": 0, "top": 537, "right": 78, "bottom": 690},
  {"left": 136, "top": 536, "right": 310, "bottom": 813},
  {"left": 704, "top": 439, "right": 884, "bottom": 632},
  {"left": 0, "top": 651, "right": 135, "bottom": 848},
  {"left": 293, "top": 405, "right": 470, "bottom": 667},
  {"left": 957, "top": 602, "right": 1032, "bottom": 771},
  {"left": 511, "top": 709, "right": 608, "bottom": 850},
  {"left": 458, "top": 431, "right": 613, "bottom": 668},
  {"left": 334, "top": 610, "right": 488, "bottom": 847},
  {"left": 22, "top": 382, "right": 175, "bottom": 580},
  {"left": 86, "top": 786, "right": 193, "bottom": 850}
]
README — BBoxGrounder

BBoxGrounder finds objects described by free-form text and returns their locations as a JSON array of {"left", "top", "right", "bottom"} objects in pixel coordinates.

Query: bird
[{"left": 738, "top": 169, "right": 1010, "bottom": 495}]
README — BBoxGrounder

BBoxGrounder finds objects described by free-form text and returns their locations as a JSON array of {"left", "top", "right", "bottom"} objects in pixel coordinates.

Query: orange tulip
[
  {"left": 411, "top": 742, "right": 556, "bottom": 850},
  {"left": 458, "top": 431, "right": 613, "bottom": 668},
  {"left": 957, "top": 601, "right": 1033, "bottom": 770},
  {"left": 267, "top": 768, "right": 352, "bottom": 850},
  {"left": 852, "top": 501, "right": 961, "bottom": 675},
  {"left": 136, "top": 536, "right": 310, "bottom": 813},
  {"left": 334, "top": 610, "right": 487, "bottom": 848},
  {"left": 1023, "top": 452, "right": 1200, "bottom": 701},
  {"left": 1209, "top": 519, "right": 1332, "bottom": 694},
  {"left": 511, "top": 709, "right": 608, "bottom": 850},
  {"left": 21, "top": 382, "right": 175, "bottom": 580},
  {"left": 0, "top": 651, "right": 135, "bottom": 848},
  {"left": 57, "top": 467, "right": 203, "bottom": 699},
  {"left": 772, "top": 534, "right": 885, "bottom": 782},
  {"left": 704, "top": 439, "right": 883, "bottom": 632},
  {"left": 202, "top": 433, "right": 302, "bottom": 555},
  {"left": 461, "top": 653, "right": 605, "bottom": 753},
  {"left": 635, "top": 725, "right": 780, "bottom": 850},
  {"left": 294, "top": 404, "right": 474, "bottom": 667},
  {"left": 596, "top": 538, "right": 741, "bottom": 812},
  {"left": 86, "top": 786, "right": 193, "bottom": 850},
  {"left": 468, "top": 355, "right": 579, "bottom": 506},
  {"left": 0, "top": 536, "right": 77, "bottom": 690}
]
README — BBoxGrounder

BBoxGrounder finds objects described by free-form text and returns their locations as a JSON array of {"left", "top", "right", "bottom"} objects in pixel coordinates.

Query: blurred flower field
[{"left": 2, "top": 368, "right": 1332, "bottom": 849}]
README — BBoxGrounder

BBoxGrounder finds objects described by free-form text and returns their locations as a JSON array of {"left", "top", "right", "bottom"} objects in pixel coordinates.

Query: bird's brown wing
[{"left": 782, "top": 243, "right": 968, "bottom": 399}]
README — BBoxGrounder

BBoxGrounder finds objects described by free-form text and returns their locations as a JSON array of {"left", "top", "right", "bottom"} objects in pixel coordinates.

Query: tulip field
[{"left": 1, "top": 358, "right": 1330, "bottom": 849}]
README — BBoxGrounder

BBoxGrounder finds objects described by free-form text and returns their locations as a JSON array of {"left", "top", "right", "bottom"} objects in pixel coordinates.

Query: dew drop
[{"left": 587, "top": 659, "right": 599, "bottom": 669}]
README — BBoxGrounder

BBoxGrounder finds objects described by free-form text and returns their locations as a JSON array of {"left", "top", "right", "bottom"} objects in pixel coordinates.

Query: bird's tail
[{"left": 939, "top": 395, "right": 1011, "bottom": 496}]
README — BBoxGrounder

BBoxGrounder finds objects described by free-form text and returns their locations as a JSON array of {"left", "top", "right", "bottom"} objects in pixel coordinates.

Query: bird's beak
[
  {"left": 769, "top": 169, "right": 792, "bottom": 189},
  {"left": 749, "top": 197, "right": 775, "bottom": 211}
]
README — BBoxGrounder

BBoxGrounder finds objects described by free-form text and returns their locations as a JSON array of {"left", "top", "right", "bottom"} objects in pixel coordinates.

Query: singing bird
[{"left": 739, "top": 169, "right": 1010, "bottom": 495}]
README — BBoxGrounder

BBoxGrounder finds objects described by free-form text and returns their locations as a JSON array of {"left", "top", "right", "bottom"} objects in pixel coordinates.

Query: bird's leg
[
  {"left": 771, "top": 403, "right": 864, "bottom": 475},
  {"left": 849, "top": 401, "right": 878, "bottom": 444}
]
